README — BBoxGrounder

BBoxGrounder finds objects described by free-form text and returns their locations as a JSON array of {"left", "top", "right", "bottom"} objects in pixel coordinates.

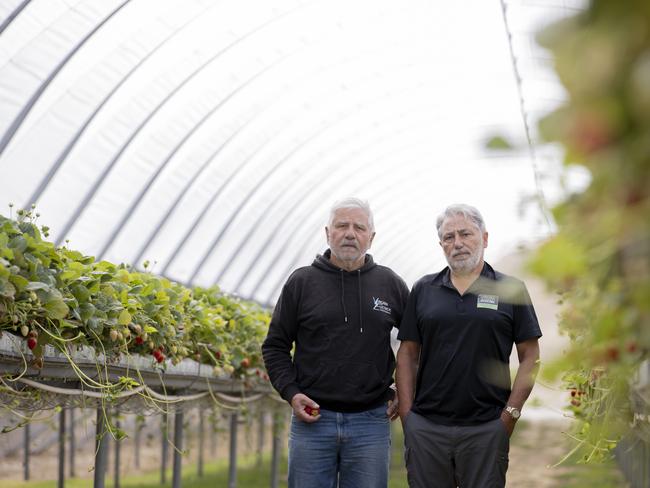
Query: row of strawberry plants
[
  {"left": 529, "top": 0, "right": 649, "bottom": 463},
  {"left": 0, "top": 209, "right": 270, "bottom": 383}
]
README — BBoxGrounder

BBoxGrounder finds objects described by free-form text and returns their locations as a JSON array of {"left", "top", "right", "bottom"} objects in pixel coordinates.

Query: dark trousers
[{"left": 403, "top": 411, "right": 509, "bottom": 488}]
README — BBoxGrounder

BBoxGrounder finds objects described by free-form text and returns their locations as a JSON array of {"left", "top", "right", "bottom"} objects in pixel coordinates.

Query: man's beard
[{"left": 447, "top": 249, "right": 482, "bottom": 274}]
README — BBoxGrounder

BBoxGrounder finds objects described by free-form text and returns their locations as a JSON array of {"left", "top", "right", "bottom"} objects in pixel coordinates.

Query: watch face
[{"left": 507, "top": 406, "right": 521, "bottom": 419}]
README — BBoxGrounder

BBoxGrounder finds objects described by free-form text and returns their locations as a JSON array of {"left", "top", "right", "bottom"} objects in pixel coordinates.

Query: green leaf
[
  {"left": 8, "top": 235, "right": 27, "bottom": 252},
  {"left": 0, "top": 277, "right": 16, "bottom": 298},
  {"left": 26, "top": 281, "right": 50, "bottom": 291},
  {"left": 44, "top": 298, "right": 69, "bottom": 320},
  {"left": 144, "top": 325, "right": 158, "bottom": 334},
  {"left": 79, "top": 302, "right": 96, "bottom": 322},
  {"left": 485, "top": 135, "right": 514, "bottom": 150},
  {"left": 9, "top": 274, "right": 29, "bottom": 291},
  {"left": 118, "top": 309, "right": 132, "bottom": 325},
  {"left": 70, "top": 284, "right": 90, "bottom": 303}
]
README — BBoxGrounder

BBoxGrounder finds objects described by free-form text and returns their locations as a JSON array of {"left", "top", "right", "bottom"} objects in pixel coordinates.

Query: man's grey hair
[
  {"left": 328, "top": 197, "right": 375, "bottom": 232},
  {"left": 436, "top": 204, "right": 486, "bottom": 238}
]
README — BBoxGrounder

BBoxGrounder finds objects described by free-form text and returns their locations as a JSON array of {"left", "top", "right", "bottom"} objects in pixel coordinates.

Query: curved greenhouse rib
[
  {"left": 218, "top": 103, "right": 439, "bottom": 289},
  {"left": 228, "top": 124, "right": 433, "bottom": 294},
  {"left": 22, "top": 2, "right": 217, "bottom": 212},
  {"left": 257, "top": 141, "right": 435, "bottom": 306},
  {"left": 0, "top": 0, "right": 130, "bottom": 159},
  {"left": 54, "top": 2, "right": 311, "bottom": 247},
  {"left": 190, "top": 81, "right": 436, "bottom": 287},
  {"left": 0, "top": 0, "right": 31, "bottom": 36},
  {"left": 130, "top": 114, "right": 265, "bottom": 270},
  {"left": 185, "top": 126, "right": 334, "bottom": 284},
  {"left": 96, "top": 51, "right": 295, "bottom": 261}
]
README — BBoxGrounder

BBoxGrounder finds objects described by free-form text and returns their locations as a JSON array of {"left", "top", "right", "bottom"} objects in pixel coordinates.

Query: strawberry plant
[
  {"left": 529, "top": 0, "right": 650, "bottom": 463},
  {"left": 0, "top": 209, "right": 271, "bottom": 402}
]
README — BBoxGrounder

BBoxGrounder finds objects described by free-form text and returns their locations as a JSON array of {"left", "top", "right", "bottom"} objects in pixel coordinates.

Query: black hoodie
[{"left": 262, "top": 250, "right": 409, "bottom": 412}]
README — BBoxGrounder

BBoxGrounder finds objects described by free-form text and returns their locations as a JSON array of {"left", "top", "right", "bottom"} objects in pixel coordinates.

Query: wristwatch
[{"left": 504, "top": 406, "right": 521, "bottom": 420}]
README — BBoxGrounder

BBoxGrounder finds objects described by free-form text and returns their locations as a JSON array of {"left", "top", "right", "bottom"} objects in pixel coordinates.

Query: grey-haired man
[
  {"left": 396, "top": 204, "right": 541, "bottom": 487},
  {"left": 263, "top": 197, "right": 409, "bottom": 488}
]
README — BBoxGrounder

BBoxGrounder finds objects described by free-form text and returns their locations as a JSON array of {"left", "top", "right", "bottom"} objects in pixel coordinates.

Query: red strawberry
[
  {"left": 240, "top": 358, "right": 250, "bottom": 368},
  {"left": 135, "top": 336, "right": 144, "bottom": 345},
  {"left": 304, "top": 406, "right": 320, "bottom": 417},
  {"left": 27, "top": 337, "right": 37, "bottom": 350}
]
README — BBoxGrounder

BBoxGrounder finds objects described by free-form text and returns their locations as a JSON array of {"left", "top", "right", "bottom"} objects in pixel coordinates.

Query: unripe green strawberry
[
  {"left": 109, "top": 329, "right": 118, "bottom": 341},
  {"left": 20, "top": 325, "right": 29, "bottom": 337}
]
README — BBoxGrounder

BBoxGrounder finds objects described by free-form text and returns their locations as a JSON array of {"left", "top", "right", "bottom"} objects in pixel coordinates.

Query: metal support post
[
  {"left": 94, "top": 408, "right": 109, "bottom": 488},
  {"left": 23, "top": 421, "right": 30, "bottom": 481},
  {"left": 113, "top": 415, "right": 121, "bottom": 488},
  {"left": 228, "top": 411, "right": 238, "bottom": 488},
  {"left": 171, "top": 409, "right": 184, "bottom": 488},
  {"left": 198, "top": 408, "right": 204, "bottom": 477},
  {"left": 69, "top": 408, "right": 76, "bottom": 478},
  {"left": 58, "top": 408, "right": 66, "bottom": 488},
  {"left": 161, "top": 412, "right": 169, "bottom": 484},
  {"left": 270, "top": 411, "right": 281, "bottom": 488}
]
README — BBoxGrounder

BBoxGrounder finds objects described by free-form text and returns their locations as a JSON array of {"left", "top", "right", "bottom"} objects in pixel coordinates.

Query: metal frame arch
[
  {"left": 100, "top": 27, "right": 417, "bottom": 264},
  {"left": 152, "top": 26, "right": 434, "bottom": 278},
  {"left": 0, "top": 0, "right": 31, "bottom": 36},
  {"left": 125, "top": 35, "right": 420, "bottom": 274},
  {"left": 95, "top": 49, "right": 297, "bottom": 261},
  {"left": 218, "top": 84, "right": 455, "bottom": 295},
  {"left": 53, "top": 1, "right": 313, "bottom": 247},
  {"left": 228, "top": 140, "right": 428, "bottom": 298},
  {"left": 238, "top": 131, "right": 442, "bottom": 304},
  {"left": 23, "top": 1, "right": 219, "bottom": 213},
  {"left": 0, "top": 0, "right": 131, "bottom": 159},
  {"left": 222, "top": 109, "right": 445, "bottom": 292},
  {"left": 180, "top": 70, "right": 438, "bottom": 285},
  {"left": 259, "top": 141, "right": 442, "bottom": 305}
]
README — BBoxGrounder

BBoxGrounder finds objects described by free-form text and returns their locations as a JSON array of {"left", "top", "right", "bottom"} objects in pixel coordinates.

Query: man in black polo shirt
[{"left": 396, "top": 204, "right": 541, "bottom": 488}]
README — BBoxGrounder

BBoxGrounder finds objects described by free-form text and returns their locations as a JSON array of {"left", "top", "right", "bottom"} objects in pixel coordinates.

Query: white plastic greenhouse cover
[{"left": 0, "top": 0, "right": 588, "bottom": 307}]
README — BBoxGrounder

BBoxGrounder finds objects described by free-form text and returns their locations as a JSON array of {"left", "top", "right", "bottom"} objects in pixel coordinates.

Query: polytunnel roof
[{"left": 0, "top": 0, "right": 588, "bottom": 307}]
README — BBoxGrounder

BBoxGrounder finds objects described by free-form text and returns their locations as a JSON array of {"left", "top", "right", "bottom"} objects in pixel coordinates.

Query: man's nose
[{"left": 453, "top": 236, "right": 463, "bottom": 248}]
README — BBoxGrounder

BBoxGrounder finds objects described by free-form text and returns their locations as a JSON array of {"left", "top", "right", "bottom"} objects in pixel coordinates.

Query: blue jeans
[{"left": 288, "top": 404, "right": 391, "bottom": 488}]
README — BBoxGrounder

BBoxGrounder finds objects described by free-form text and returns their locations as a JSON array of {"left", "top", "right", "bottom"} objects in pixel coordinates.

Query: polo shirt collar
[{"left": 435, "top": 261, "right": 496, "bottom": 291}]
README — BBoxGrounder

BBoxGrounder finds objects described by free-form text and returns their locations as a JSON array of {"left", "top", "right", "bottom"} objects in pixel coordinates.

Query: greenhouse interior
[{"left": 0, "top": 0, "right": 648, "bottom": 487}]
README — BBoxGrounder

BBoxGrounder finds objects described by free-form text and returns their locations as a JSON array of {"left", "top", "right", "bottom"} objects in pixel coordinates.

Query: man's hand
[
  {"left": 386, "top": 397, "right": 399, "bottom": 421},
  {"left": 290, "top": 393, "right": 321, "bottom": 423},
  {"left": 499, "top": 410, "right": 516, "bottom": 438}
]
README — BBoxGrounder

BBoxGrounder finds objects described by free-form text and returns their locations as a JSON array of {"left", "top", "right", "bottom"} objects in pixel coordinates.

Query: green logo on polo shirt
[{"left": 477, "top": 294, "right": 499, "bottom": 310}]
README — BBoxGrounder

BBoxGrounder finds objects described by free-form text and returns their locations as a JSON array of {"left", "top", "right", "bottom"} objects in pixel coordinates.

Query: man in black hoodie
[{"left": 262, "top": 197, "right": 409, "bottom": 488}]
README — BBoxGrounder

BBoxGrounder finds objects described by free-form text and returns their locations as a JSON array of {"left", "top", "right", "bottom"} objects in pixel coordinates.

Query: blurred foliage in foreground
[{"left": 530, "top": 0, "right": 650, "bottom": 463}]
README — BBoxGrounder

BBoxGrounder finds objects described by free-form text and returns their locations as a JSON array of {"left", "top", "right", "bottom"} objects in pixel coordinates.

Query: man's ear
[
  {"left": 483, "top": 231, "right": 489, "bottom": 248},
  {"left": 325, "top": 226, "right": 330, "bottom": 244},
  {"left": 369, "top": 231, "right": 376, "bottom": 248}
]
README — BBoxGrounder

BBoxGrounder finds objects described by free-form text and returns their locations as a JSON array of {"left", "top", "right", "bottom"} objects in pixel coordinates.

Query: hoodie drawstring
[
  {"left": 358, "top": 269, "right": 363, "bottom": 333},
  {"left": 340, "top": 269, "right": 363, "bottom": 332},
  {"left": 340, "top": 270, "right": 348, "bottom": 324}
]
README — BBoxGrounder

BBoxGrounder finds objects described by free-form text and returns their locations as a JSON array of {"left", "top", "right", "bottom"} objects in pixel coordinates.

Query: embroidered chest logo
[
  {"left": 477, "top": 294, "right": 499, "bottom": 310},
  {"left": 373, "top": 297, "right": 392, "bottom": 315}
]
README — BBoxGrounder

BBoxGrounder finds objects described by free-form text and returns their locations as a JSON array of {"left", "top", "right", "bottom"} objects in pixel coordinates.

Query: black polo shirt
[{"left": 398, "top": 262, "right": 542, "bottom": 426}]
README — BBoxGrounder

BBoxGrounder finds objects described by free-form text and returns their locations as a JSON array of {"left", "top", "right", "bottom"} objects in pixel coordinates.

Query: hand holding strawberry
[{"left": 290, "top": 393, "right": 320, "bottom": 423}]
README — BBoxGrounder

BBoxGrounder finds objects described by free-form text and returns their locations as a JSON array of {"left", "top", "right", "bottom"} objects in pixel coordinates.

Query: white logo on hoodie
[{"left": 373, "top": 297, "right": 391, "bottom": 315}]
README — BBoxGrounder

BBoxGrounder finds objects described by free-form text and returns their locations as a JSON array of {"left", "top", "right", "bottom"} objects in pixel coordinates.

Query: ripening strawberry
[
  {"left": 240, "top": 358, "right": 250, "bottom": 368},
  {"left": 304, "top": 406, "right": 320, "bottom": 417}
]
